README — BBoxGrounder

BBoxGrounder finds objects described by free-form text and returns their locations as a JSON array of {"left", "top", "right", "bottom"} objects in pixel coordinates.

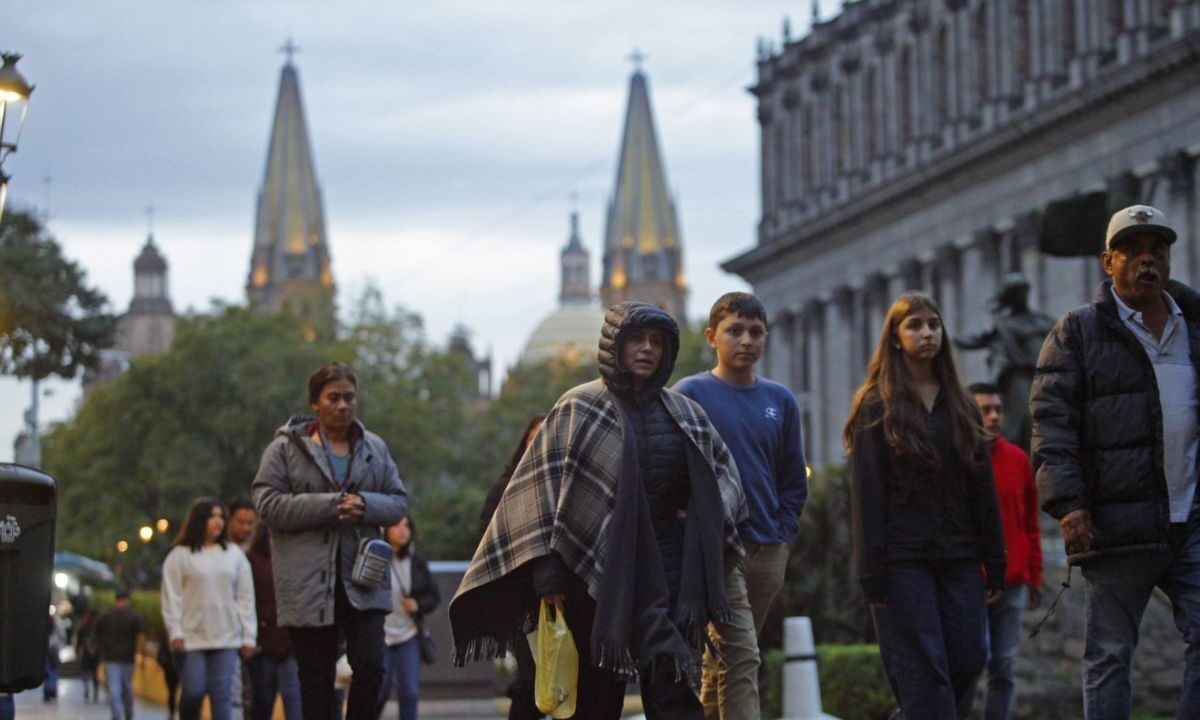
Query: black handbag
[{"left": 417, "top": 622, "right": 438, "bottom": 666}]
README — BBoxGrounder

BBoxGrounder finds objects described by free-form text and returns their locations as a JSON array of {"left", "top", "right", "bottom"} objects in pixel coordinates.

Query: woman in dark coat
[
  {"left": 246, "top": 524, "right": 301, "bottom": 720},
  {"left": 451, "top": 302, "right": 747, "bottom": 720},
  {"left": 844, "top": 291, "right": 1006, "bottom": 719},
  {"left": 375, "top": 516, "right": 439, "bottom": 720}
]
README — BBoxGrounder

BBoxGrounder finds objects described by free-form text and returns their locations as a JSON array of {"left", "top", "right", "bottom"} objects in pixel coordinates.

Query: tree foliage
[{"left": 0, "top": 209, "right": 116, "bottom": 380}]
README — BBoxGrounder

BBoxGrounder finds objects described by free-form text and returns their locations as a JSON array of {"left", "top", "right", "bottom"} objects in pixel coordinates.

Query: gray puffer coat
[
  {"left": 1031, "top": 279, "right": 1200, "bottom": 564},
  {"left": 252, "top": 416, "right": 407, "bottom": 627}
]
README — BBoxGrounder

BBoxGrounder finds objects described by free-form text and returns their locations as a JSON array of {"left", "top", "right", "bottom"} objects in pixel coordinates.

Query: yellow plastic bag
[{"left": 526, "top": 597, "right": 578, "bottom": 718}]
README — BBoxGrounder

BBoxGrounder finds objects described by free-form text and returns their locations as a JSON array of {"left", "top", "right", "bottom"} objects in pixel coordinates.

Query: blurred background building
[{"left": 726, "top": 0, "right": 1200, "bottom": 466}]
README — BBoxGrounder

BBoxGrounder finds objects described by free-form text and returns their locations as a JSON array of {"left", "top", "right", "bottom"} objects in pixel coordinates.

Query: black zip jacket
[
  {"left": 850, "top": 394, "right": 1006, "bottom": 603},
  {"left": 1031, "top": 280, "right": 1200, "bottom": 564}
]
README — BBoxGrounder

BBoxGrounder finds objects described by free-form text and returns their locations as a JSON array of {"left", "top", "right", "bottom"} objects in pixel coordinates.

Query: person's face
[
  {"left": 386, "top": 517, "right": 412, "bottom": 551},
  {"left": 205, "top": 506, "right": 225, "bottom": 543},
  {"left": 1103, "top": 233, "right": 1171, "bottom": 307},
  {"left": 228, "top": 508, "right": 257, "bottom": 544},
  {"left": 895, "top": 308, "right": 943, "bottom": 363},
  {"left": 620, "top": 327, "right": 666, "bottom": 386},
  {"left": 705, "top": 313, "right": 768, "bottom": 372},
  {"left": 974, "top": 393, "right": 1004, "bottom": 441},
  {"left": 312, "top": 378, "right": 357, "bottom": 433}
]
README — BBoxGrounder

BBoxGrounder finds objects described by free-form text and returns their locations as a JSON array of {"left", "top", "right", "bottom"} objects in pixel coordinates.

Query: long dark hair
[
  {"left": 390, "top": 516, "right": 417, "bottom": 559},
  {"left": 171, "top": 497, "right": 228, "bottom": 552},
  {"left": 502, "top": 413, "right": 547, "bottom": 481},
  {"left": 249, "top": 518, "right": 271, "bottom": 557},
  {"left": 843, "top": 291, "right": 983, "bottom": 467}
]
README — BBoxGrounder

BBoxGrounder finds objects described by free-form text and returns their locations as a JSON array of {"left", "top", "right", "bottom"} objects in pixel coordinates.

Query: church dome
[{"left": 519, "top": 302, "right": 606, "bottom": 367}]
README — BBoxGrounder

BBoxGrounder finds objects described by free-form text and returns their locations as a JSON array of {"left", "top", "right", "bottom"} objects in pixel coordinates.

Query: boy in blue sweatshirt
[{"left": 674, "top": 292, "right": 808, "bottom": 720}]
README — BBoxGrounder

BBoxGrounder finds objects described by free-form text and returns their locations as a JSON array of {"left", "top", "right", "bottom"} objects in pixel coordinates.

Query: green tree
[{"left": 0, "top": 209, "right": 116, "bottom": 381}]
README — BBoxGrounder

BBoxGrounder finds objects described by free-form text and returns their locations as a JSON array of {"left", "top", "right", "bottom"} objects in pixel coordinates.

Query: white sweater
[{"left": 161, "top": 544, "right": 257, "bottom": 650}]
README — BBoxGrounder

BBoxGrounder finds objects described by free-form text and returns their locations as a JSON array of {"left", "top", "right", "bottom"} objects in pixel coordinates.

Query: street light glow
[
  {"left": 139, "top": 526, "right": 153, "bottom": 542},
  {"left": 157, "top": 518, "right": 169, "bottom": 533},
  {"left": 117, "top": 540, "right": 129, "bottom": 553},
  {"left": 53, "top": 572, "right": 68, "bottom": 589}
]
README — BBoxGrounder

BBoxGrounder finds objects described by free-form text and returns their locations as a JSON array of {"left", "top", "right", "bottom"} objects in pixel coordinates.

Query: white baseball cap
[{"left": 1106, "top": 205, "right": 1177, "bottom": 250}]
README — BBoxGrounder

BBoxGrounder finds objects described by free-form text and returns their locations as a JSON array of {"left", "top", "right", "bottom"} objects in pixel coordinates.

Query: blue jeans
[
  {"left": 983, "top": 584, "right": 1027, "bottom": 720},
  {"left": 43, "top": 644, "right": 61, "bottom": 699},
  {"left": 872, "top": 560, "right": 988, "bottom": 720},
  {"left": 248, "top": 655, "right": 301, "bottom": 720},
  {"left": 105, "top": 661, "right": 136, "bottom": 720},
  {"left": 377, "top": 638, "right": 421, "bottom": 720},
  {"left": 179, "top": 649, "right": 239, "bottom": 720},
  {"left": 1081, "top": 505, "right": 1200, "bottom": 720},
  {"left": 0, "top": 694, "right": 13, "bottom": 720}
]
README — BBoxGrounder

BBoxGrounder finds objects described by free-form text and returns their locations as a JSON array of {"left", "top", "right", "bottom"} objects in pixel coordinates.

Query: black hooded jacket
[
  {"left": 1032, "top": 279, "right": 1200, "bottom": 564},
  {"left": 533, "top": 302, "right": 691, "bottom": 597}
]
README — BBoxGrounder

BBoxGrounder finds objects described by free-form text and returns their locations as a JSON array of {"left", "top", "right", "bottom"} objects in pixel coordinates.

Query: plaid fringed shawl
[{"left": 449, "top": 378, "right": 746, "bottom": 670}]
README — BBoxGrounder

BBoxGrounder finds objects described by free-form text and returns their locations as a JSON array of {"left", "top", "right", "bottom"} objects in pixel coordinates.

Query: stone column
[
  {"left": 766, "top": 308, "right": 793, "bottom": 385},
  {"left": 958, "top": 230, "right": 1001, "bottom": 382},
  {"left": 1161, "top": 150, "right": 1198, "bottom": 285},
  {"left": 1012, "top": 209, "right": 1046, "bottom": 307},
  {"left": 830, "top": 287, "right": 859, "bottom": 462},
  {"left": 801, "top": 301, "right": 827, "bottom": 467},
  {"left": 936, "top": 244, "right": 964, "bottom": 333}
]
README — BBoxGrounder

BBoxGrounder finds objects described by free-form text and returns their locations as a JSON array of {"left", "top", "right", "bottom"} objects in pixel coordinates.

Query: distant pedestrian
[
  {"left": 96, "top": 588, "right": 146, "bottom": 720},
  {"left": 77, "top": 607, "right": 102, "bottom": 702},
  {"left": 227, "top": 498, "right": 258, "bottom": 720},
  {"left": 451, "top": 302, "right": 746, "bottom": 720},
  {"left": 969, "top": 383, "right": 1043, "bottom": 720},
  {"left": 376, "top": 516, "right": 440, "bottom": 720},
  {"left": 252, "top": 362, "right": 407, "bottom": 720},
  {"left": 161, "top": 497, "right": 257, "bottom": 720},
  {"left": 479, "top": 414, "right": 546, "bottom": 720},
  {"left": 44, "top": 611, "right": 66, "bottom": 701},
  {"left": 675, "top": 292, "right": 808, "bottom": 720},
  {"left": 245, "top": 524, "right": 301, "bottom": 720},
  {"left": 155, "top": 625, "right": 181, "bottom": 720},
  {"left": 845, "top": 291, "right": 1006, "bottom": 719},
  {"left": 1031, "top": 205, "right": 1200, "bottom": 719}
]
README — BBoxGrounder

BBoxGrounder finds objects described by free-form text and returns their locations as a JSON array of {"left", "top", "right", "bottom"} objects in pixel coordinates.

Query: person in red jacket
[{"left": 970, "top": 382, "right": 1043, "bottom": 720}]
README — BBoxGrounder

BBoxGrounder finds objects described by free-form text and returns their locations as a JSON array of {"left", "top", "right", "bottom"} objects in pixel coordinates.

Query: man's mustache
[{"left": 1137, "top": 266, "right": 1161, "bottom": 282}]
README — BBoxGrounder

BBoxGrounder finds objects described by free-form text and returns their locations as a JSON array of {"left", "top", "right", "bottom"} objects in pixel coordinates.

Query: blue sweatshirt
[{"left": 673, "top": 371, "right": 808, "bottom": 545}]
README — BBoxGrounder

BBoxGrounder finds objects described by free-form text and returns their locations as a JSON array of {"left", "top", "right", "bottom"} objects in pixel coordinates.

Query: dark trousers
[
  {"left": 507, "top": 632, "right": 543, "bottom": 720},
  {"left": 289, "top": 582, "right": 385, "bottom": 720},
  {"left": 560, "top": 584, "right": 702, "bottom": 720},
  {"left": 872, "top": 560, "right": 988, "bottom": 720}
]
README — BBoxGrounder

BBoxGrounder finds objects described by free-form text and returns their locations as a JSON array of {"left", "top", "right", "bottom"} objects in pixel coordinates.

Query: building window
[
  {"left": 833, "top": 86, "right": 846, "bottom": 173},
  {"left": 975, "top": 2, "right": 990, "bottom": 105},
  {"left": 865, "top": 67, "right": 879, "bottom": 160},
  {"left": 803, "top": 104, "right": 815, "bottom": 191},
  {"left": 899, "top": 46, "right": 913, "bottom": 143},
  {"left": 774, "top": 124, "right": 786, "bottom": 207},
  {"left": 1063, "top": 0, "right": 1078, "bottom": 62},
  {"left": 936, "top": 24, "right": 951, "bottom": 125},
  {"left": 1013, "top": 0, "right": 1031, "bottom": 92}
]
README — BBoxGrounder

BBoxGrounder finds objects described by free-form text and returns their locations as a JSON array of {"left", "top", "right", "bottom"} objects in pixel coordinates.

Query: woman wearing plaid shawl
[{"left": 451, "top": 302, "right": 747, "bottom": 719}]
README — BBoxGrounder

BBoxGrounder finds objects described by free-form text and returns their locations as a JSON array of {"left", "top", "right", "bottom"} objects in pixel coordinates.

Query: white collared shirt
[{"left": 1112, "top": 289, "right": 1199, "bottom": 521}]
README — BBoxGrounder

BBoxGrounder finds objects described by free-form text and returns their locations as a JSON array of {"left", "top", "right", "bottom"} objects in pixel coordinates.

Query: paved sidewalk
[{"left": 10, "top": 679, "right": 508, "bottom": 720}]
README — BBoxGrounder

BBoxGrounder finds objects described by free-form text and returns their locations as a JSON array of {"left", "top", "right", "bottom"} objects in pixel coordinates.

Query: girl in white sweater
[{"left": 162, "top": 497, "right": 256, "bottom": 720}]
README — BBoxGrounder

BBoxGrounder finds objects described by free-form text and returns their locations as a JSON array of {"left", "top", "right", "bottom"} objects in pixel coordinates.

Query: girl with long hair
[
  {"left": 376, "top": 516, "right": 439, "bottom": 720},
  {"left": 161, "top": 497, "right": 256, "bottom": 720},
  {"left": 245, "top": 523, "right": 301, "bottom": 720},
  {"left": 843, "top": 291, "right": 1006, "bottom": 719}
]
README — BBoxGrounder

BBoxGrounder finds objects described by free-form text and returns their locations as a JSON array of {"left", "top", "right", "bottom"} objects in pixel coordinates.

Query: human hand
[
  {"left": 170, "top": 638, "right": 184, "bottom": 652},
  {"left": 985, "top": 588, "right": 1004, "bottom": 605},
  {"left": 402, "top": 598, "right": 419, "bottom": 614},
  {"left": 240, "top": 645, "right": 256, "bottom": 660},
  {"left": 1027, "top": 584, "right": 1043, "bottom": 609},
  {"left": 1060, "top": 509, "right": 1094, "bottom": 553},
  {"left": 338, "top": 493, "right": 365, "bottom": 523},
  {"left": 542, "top": 593, "right": 565, "bottom": 621}
]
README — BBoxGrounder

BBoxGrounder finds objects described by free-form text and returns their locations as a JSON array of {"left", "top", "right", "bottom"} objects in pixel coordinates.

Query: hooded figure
[{"left": 450, "top": 302, "right": 746, "bottom": 719}]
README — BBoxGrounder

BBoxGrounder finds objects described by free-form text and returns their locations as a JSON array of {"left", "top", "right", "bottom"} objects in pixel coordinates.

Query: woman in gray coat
[{"left": 252, "top": 362, "right": 407, "bottom": 720}]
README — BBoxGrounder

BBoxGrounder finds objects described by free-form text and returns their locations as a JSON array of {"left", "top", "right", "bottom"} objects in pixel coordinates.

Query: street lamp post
[{"left": 0, "top": 52, "right": 35, "bottom": 224}]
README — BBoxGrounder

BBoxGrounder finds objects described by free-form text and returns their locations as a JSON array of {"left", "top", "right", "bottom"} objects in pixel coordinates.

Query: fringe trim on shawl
[
  {"left": 452, "top": 607, "right": 539, "bottom": 668},
  {"left": 595, "top": 640, "right": 638, "bottom": 679}
]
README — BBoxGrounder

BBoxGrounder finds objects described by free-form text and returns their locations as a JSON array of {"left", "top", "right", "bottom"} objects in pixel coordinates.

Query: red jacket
[{"left": 991, "top": 436, "right": 1043, "bottom": 587}]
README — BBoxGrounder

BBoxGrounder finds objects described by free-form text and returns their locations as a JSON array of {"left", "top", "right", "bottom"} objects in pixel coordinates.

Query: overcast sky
[{"left": 2, "top": 0, "right": 843, "bottom": 458}]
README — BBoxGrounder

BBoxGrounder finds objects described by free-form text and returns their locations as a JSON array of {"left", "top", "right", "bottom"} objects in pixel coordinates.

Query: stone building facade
[{"left": 726, "top": 0, "right": 1200, "bottom": 467}]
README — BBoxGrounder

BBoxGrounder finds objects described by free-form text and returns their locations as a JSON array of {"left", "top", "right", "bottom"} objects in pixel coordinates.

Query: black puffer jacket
[{"left": 1031, "top": 279, "right": 1200, "bottom": 564}]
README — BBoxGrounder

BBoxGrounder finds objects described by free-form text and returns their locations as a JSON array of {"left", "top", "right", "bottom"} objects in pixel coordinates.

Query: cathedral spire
[
  {"left": 599, "top": 60, "right": 687, "bottom": 323},
  {"left": 246, "top": 46, "right": 334, "bottom": 330},
  {"left": 560, "top": 210, "right": 591, "bottom": 304}
]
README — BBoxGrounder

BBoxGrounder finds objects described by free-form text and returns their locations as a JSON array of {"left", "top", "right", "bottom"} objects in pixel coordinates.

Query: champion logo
[
  {"left": 765, "top": 407, "right": 780, "bottom": 419},
  {"left": 0, "top": 515, "right": 19, "bottom": 544}
]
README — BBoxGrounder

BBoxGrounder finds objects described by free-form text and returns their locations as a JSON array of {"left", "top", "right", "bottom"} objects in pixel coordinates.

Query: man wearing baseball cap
[{"left": 1031, "top": 204, "right": 1200, "bottom": 718}]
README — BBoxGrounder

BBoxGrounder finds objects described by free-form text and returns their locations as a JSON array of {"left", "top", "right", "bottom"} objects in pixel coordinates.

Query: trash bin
[{"left": 0, "top": 463, "right": 56, "bottom": 692}]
